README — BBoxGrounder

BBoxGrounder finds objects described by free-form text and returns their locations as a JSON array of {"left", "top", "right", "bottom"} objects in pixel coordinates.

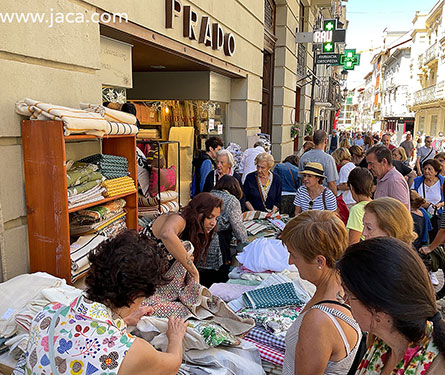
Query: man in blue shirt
[
  {"left": 191, "top": 136, "right": 223, "bottom": 197},
  {"left": 274, "top": 155, "right": 299, "bottom": 216}
]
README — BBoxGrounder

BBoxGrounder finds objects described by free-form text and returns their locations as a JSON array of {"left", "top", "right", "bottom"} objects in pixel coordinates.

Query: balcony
[
  {"left": 315, "top": 77, "right": 341, "bottom": 108},
  {"left": 424, "top": 43, "right": 438, "bottom": 65},
  {"left": 412, "top": 81, "right": 445, "bottom": 105}
]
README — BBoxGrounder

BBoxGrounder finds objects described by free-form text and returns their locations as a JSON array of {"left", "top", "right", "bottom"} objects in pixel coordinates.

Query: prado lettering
[{"left": 165, "top": 0, "right": 236, "bottom": 56}]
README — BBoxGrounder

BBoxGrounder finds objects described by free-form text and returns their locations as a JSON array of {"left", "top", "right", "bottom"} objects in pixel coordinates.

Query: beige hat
[{"left": 299, "top": 162, "right": 326, "bottom": 178}]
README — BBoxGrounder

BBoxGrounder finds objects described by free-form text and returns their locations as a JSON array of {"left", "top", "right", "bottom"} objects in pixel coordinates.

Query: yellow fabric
[
  {"left": 102, "top": 177, "right": 136, "bottom": 197},
  {"left": 168, "top": 127, "right": 194, "bottom": 206}
]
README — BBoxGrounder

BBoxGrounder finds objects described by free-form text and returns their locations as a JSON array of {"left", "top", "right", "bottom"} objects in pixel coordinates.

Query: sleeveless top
[
  {"left": 25, "top": 295, "right": 135, "bottom": 375},
  {"left": 283, "top": 304, "right": 362, "bottom": 375}
]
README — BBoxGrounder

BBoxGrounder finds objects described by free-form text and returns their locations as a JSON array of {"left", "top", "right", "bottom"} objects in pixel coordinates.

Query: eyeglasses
[
  {"left": 308, "top": 201, "right": 314, "bottom": 210},
  {"left": 336, "top": 290, "right": 358, "bottom": 304}
]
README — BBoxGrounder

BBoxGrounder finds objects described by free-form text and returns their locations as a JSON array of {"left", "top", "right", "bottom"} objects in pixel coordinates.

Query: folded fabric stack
[
  {"left": 15, "top": 98, "right": 109, "bottom": 136},
  {"left": 102, "top": 176, "right": 137, "bottom": 197},
  {"left": 137, "top": 129, "right": 160, "bottom": 139},
  {"left": 66, "top": 161, "right": 106, "bottom": 209},
  {"left": 226, "top": 273, "right": 310, "bottom": 369},
  {"left": 70, "top": 234, "right": 108, "bottom": 280},
  {"left": 138, "top": 191, "right": 179, "bottom": 219},
  {"left": 70, "top": 199, "right": 127, "bottom": 236},
  {"left": 80, "top": 154, "right": 129, "bottom": 179},
  {"left": 80, "top": 102, "right": 139, "bottom": 135}
]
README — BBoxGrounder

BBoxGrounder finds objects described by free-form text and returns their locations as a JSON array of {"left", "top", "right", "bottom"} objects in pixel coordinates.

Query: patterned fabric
[
  {"left": 80, "top": 102, "right": 138, "bottom": 125},
  {"left": 356, "top": 323, "right": 439, "bottom": 375},
  {"left": 148, "top": 166, "right": 177, "bottom": 197},
  {"left": 246, "top": 326, "right": 286, "bottom": 352},
  {"left": 67, "top": 178, "right": 105, "bottom": 197},
  {"left": 238, "top": 306, "right": 302, "bottom": 336},
  {"left": 242, "top": 283, "right": 305, "bottom": 309},
  {"left": 106, "top": 122, "right": 138, "bottom": 135},
  {"left": 103, "top": 176, "right": 137, "bottom": 197},
  {"left": 66, "top": 162, "right": 98, "bottom": 188},
  {"left": 80, "top": 154, "right": 129, "bottom": 180},
  {"left": 187, "top": 320, "right": 239, "bottom": 347},
  {"left": 138, "top": 201, "right": 180, "bottom": 219},
  {"left": 67, "top": 185, "right": 106, "bottom": 209},
  {"left": 25, "top": 295, "right": 135, "bottom": 375},
  {"left": 71, "top": 199, "right": 126, "bottom": 225},
  {"left": 244, "top": 337, "right": 284, "bottom": 366}
]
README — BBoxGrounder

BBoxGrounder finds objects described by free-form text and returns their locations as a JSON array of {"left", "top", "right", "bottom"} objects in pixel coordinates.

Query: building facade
[
  {"left": 409, "top": 1, "right": 445, "bottom": 137},
  {"left": 0, "top": 0, "right": 344, "bottom": 280}
]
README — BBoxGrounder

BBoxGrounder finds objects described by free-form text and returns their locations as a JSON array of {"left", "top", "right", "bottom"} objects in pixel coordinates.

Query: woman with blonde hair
[
  {"left": 281, "top": 210, "right": 361, "bottom": 375},
  {"left": 243, "top": 152, "right": 282, "bottom": 212},
  {"left": 392, "top": 146, "right": 408, "bottom": 166},
  {"left": 362, "top": 197, "right": 417, "bottom": 244}
]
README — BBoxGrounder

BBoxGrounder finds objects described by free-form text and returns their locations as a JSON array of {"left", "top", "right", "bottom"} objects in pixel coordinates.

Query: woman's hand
[
  {"left": 435, "top": 202, "right": 444, "bottom": 209},
  {"left": 166, "top": 316, "right": 188, "bottom": 342},
  {"left": 123, "top": 305, "right": 154, "bottom": 326}
]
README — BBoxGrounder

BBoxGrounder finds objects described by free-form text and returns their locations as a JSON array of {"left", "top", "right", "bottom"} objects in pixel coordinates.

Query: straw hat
[{"left": 299, "top": 162, "right": 326, "bottom": 178}]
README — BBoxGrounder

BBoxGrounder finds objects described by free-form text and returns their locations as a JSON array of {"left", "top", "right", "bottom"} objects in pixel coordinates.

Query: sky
[{"left": 345, "top": 0, "right": 438, "bottom": 88}]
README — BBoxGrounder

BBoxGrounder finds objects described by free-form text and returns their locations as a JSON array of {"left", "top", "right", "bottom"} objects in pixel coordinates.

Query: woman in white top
[
  {"left": 281, "top": 210, "right": 361, "bottom": 375},
  {"left": 332, "top": 148, "right": 356, "bottom": 209},
  {"left": 294, "top": 162, "right": 337, "bottom": 215},
  {"left": 411, "top": 159, "right": 444, "bottom": 215}
]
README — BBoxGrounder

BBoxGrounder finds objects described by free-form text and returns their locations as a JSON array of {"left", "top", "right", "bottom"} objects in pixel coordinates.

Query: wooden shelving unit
[{"left": 22, "top": 120, "right": 138, "bottom": 283}]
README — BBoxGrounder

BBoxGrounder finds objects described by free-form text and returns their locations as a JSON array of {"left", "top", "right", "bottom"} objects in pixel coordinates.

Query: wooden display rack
[{"left": 21, "top": 120, "right": 138, "bottom": 284}]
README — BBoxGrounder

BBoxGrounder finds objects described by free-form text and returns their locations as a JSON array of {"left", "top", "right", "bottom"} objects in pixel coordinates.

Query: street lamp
[{"left": 340, "top": 69, "right": 349, "bottom": 83}]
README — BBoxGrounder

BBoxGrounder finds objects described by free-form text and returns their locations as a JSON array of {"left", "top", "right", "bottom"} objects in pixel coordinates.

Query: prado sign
[{"left": 165, "top": 0, "right": 236, "bottom": 56}]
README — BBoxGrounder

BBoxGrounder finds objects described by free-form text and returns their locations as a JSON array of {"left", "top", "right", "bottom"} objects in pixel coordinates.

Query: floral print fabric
[
  {"left": 357, "top": 322, "right": 439, "bottom": 375},
  {"left": 24, "top": 295, "right": 135, "bottom": 375}
]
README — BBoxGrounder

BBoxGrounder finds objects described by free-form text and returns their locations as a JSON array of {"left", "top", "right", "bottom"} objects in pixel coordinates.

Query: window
[{"left": 431, "top": 115, "right": 438, "bottom": 136}]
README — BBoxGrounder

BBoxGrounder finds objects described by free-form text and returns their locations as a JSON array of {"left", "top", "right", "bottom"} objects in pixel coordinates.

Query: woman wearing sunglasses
[{"left": 294, "top": 162, "right": 337, "bottom": 216}]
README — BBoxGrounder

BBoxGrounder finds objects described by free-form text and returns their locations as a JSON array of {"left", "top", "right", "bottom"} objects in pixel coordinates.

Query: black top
[{"left": 412, "top": 212, "right": 425, "bottom": 250}]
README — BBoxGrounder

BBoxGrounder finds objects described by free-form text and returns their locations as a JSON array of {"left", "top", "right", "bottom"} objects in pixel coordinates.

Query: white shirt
[
  {"left": 338, "top": 162, "right": 356, "bottom": 205},
  {"left": 240, "top": 146, "right": 266, "bottom": 183},
  {"left": 412, "top": 179, "right": 441, "bottom": 214}
]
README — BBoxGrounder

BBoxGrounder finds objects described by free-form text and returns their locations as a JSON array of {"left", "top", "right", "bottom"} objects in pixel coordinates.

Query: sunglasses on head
[{"left": 308, "top": 201, "right": 314, "bottom": 210}]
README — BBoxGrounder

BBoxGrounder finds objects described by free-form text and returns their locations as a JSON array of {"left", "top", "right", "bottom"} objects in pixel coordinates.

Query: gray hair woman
[
  {"left": 243, "top": 152, "right": 282, "bottom": 212},
  {"left": 202, "top": 149, "right": 243, "bottom": 194}
]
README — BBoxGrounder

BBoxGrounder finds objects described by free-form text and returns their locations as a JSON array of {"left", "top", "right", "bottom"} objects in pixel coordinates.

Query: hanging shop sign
[{"left": 165, "top": 0, "right": 236, "bottom": 56}]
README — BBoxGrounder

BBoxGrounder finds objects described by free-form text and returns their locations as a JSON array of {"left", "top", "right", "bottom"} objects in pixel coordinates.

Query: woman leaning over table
[
  {"left": 294, "top": 162, "right": 337, "bottom": 216},
  {"left": 243, "top": 152, "right": 282, "bottom": 213},
  {"left": 144, "top": 192, "right": 223, "bottom": 283},
  {"left": 337, "top": 237, "right": 445, "bottom": 374},
  {"left": 24, "top": 230, "right": 188, "bottom": 375},
  {"left": 281, "top": 210, "right": 361, "bottom": 375}
]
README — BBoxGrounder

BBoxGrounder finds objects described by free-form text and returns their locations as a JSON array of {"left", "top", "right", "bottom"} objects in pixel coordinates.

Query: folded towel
[
  {"left": 16, "top": 98, "right": 109, "bottom": 136},
  {"left": 80, "top": 103, "right": 137, "bottom": 125},
  {"left": 106, "top": 121, "right": 138, "bottom": 135},
  {"left": 70, "top": 234, "right": 108, "bottom": 272}
]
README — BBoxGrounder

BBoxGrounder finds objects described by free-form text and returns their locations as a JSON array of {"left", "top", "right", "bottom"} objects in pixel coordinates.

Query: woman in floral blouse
[
  {"left": 337, "top": 237, "right": 445, "bottom": 374},
  {"left": 24, "top": 230, "right": 188, "bottom": 375}
]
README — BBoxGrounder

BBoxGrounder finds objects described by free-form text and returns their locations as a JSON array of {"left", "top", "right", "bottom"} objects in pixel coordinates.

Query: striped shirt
[{"left": 293, "top": 186, "right": 337, "bottom": 212}]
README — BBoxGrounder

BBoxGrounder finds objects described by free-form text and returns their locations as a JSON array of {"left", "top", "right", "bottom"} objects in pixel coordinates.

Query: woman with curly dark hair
[
  {"left": 337, "top": 237, "right": 445, "bottom": 374},
  {"left": 24, "top": 230, "right": 188, "bottom": 375},
  {"left": 147, "top": 192, "right": 223, "bottom": 283}
]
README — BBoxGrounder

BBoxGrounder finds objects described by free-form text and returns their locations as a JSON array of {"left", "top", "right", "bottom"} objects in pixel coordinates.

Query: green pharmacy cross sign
[
  {"left": 312, "top": 19, "right": 346, "bottom": 54},
  {"left": 340, "top": 49, "right": 360, "bottom": 70}
]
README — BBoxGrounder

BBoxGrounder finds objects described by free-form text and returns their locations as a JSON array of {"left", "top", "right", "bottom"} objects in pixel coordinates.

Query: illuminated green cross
[
  {"left": 324, "top": 20, "right": 335, "bottom": 31},
  {"left": 323, "top": 42, "right": 334, "bottom": 52},
  {"left": 340, "top": 49, "right": 361, "bottom": 70}
]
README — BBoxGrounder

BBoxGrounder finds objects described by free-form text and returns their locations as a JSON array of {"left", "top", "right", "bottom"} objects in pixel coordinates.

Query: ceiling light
[{"left": 150, "top": 65, "right": 166, "bottom": 69}]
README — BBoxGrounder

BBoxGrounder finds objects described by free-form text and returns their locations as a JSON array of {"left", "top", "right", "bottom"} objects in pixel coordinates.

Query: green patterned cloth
[
  {"left": 242, "top": 282, "right": 305, "bottom": 309},
  {"left": 66, "top": 161, "right": 98, "bottom": 187},
  {"left": 80, "top": 154, "right": 129, "bottom": 179}
]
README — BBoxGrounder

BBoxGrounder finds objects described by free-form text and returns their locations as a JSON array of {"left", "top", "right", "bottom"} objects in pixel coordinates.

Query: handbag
[{"left": 336, "top": 195, "right": 349, "bottom": 225}]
